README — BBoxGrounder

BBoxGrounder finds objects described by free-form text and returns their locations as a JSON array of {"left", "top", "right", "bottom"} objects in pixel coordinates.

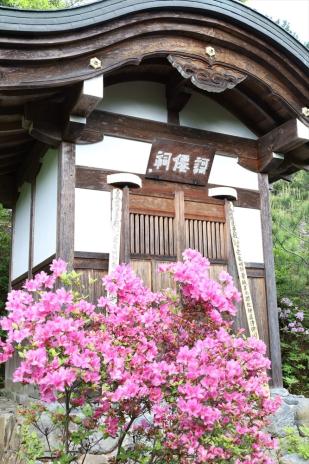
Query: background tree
[
  {"left": 271, "top": 171, "right": 309, "bottom": 306},
  {"left": 271, "top": 171, "right": 309, "bottom": 395},
  {"left": 0, "top": 204, "right": 11, "bottom": 387},
  {"left": 0, "top": 0, "right": 81, "bottom": 9}
]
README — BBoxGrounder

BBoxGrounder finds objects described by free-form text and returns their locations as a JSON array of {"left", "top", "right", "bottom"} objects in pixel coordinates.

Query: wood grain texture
[
  {"left": 56, "top": 142, "right": 75, "bottom": 269},
  {"left": 131, "top": 259, "right": 152, "bottom": 289},
  {"left": 259, "top": 173, "right": 282, "bottom": 387},
  {"left": 146, "top": 138, "right": 215, "bottom": 185},
  {"left": 175, "top": 191, "right": 185, "bottom": 260},
  {"left": 89, "top": 111, "right": 260, "bottom": 170},
  {"left": 28, "top": 180, "right": 36, "bottom": 279}
]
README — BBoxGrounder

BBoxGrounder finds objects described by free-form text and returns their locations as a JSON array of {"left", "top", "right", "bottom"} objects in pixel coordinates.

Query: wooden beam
[
  {"left": 56, "top": 142, "right": 75, "bottom": 269},
  {"left": 86, "top": 110, "right": 259, "bottom": 170},
  {"left": 258, "top": 119, "right": 309, "bottom": 172},
  {"left": 259, "top": 152, "right": 285, "bottom": 173},
  {"left": 64, "top": 75, "right": 104, "bottom": 142},
  {"left": 258, "top": 173, "right": 282, "bottom": 387},
  {"left": 24, "top": 101, "right": 62, "bottom": 147},
  {"left": 166, "top": 74, "right": 191, "bottom": 125},
  {"left": 0, "top": 175, "right": 17, "bottom": 208},
  {"left": 16, "top": 141, "right": 48, "bottom": 187}
]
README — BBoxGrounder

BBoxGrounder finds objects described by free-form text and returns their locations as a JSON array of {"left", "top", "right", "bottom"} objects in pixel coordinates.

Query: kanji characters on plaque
[{"left": 146, "top": 139, "right": 215, "bottom": 185}]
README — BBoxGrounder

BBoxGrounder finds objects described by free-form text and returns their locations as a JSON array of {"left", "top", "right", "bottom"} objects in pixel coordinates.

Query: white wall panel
[
  {"left": 33, "top": 149, "right": 58, "bottom": 266},
  {"left": 11, "top": 183, "right": 31, "bottom": 280},
  {"left": 180, "top": 93, "right": 257, "bottom": 139},
  {"left": 76, "top": 135, "right": 151, "bottom": 174},
  {"left": 208, "top": 154, "right": 259, "bottom": 191},
  {"left": 75, "top": 189, "right": 111, "bottom": 253},
  {"left": 234, "top": 207, "right": 264, "bottom": 263},
  {"left": 98, "top": 81, "right": 167, "bottom": 122}
]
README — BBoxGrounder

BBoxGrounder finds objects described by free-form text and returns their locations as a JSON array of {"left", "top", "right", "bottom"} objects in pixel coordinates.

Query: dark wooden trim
[
  {"left": 86, "top": 110, "right": 259, "bottom": 171},
  {"left": 259, "top": 173, "right": 282, "bottom": 387},
  {"left": 175, "top": 190, "right": 185, "bottom": 260},
  {"left": 16, "top": 141, "right": 48, "bottom": 188},
  {"left": 32, "top": 254, "right": 55, "bottom": 275},
  {"left": 245, "top": 262, "right": 265, "bottom": 269},
  {"left": 28, "top": 180, "right": 36, "bottom": 280},
  {"left": 74, "top": 258, "right": 108, "bottom": 271},
  {"left": 76, "top": 166, "right": 112, "bottom": 191},
  {"left": 56, "top": 143, "right": 76, "bottom": 269},
  {"left": 131, "top": 254, "right": 177, "bottom": 262},
  {"left": 167, "top": 109, "right": 180, "bottom": 125},
  {"left": 74, "top": 251, "right": 109, "bottom": 260},
  {"left": 246, "top": 268, "right": 265, "bottom": 278},
  {"left": 11, "top": 271, "right": 28, "bottom": 288},
  {"left": 76, "top": 167, "right": 261, "bottom": 210},
  {"left": 8, "top": 207, "right": 16, "bottom": 292}
]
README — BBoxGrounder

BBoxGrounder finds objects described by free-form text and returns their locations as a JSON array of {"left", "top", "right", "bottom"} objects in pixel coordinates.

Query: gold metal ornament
[
  {"left": 89, "top": 57, "right": 102, "bottom": 69},
  {"left": 205, "top": 46, "right": 216, "bottom": 58}
]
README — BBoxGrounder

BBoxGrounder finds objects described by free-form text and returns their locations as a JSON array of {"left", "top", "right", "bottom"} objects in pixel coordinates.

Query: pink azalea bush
[{"left": 0, "top": 250, "right": 280, "bottom": 463}]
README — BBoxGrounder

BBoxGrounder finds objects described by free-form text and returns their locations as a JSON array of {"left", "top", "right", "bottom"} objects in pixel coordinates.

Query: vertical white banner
[{"left": 108, "top": 188, "right": 123, "bottom": 275}]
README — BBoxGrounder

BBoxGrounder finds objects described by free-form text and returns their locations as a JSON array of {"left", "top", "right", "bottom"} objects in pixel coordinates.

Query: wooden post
[
  {"left": 259, "top": 173, "right": 283, "bottom": 387},
  {"left": 28, "top": 181, "right": 36, "bottom": 279},
  {"left": 120, "top": 186, "right": 130, "bottom": 264},
  {"left": 56, "top": 142, "right": 75, "bottom": 270},
  {"left": 175, "top": 190, "right": 185, "bottom": 260}
]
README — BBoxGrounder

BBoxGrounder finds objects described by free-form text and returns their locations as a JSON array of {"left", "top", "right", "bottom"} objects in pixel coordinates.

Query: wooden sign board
[{"left": 146, "top": 139, "right": 215, "bottom": 185}]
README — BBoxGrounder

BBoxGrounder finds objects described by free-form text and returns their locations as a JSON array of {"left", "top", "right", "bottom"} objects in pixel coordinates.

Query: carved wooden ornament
[{"left": 167, "top": 55, "right": 247, "bottom": 93}]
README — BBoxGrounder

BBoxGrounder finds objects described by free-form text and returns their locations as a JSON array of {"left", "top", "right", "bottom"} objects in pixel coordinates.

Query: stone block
[
  {"left": 271, "top": 388, "right": 290, "bottom": 398},
  {"left": 279, "top": 453, "right": 309, "bottom": 464},
  {"left": 268, "top": 402, "right": 296, "bottom": 437},
  {"left": 77, "top": 455, "right": 109, "bottom": 463},
  {"left": 295, "top": 398, "right": 309, "bottom": 428}
]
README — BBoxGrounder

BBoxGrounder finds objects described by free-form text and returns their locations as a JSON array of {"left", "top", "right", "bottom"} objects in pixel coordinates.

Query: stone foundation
[{"left": 1, "top": 388, "right": 308, "bottom": 464}]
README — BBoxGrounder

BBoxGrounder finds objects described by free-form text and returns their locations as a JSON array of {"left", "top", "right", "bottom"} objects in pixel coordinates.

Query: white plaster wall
[
  {"left": 33, "top": 149, "right": 58, "bottom": 267},
  {"left": 180, "top": 93, "right": 257, "bottom": 139},
  {"left": 76, "top": 135, "right": 152, "bottom": 174},
  {"left": 98, "top": 81, "right": 167, "bottom": 122},
  {"left": 11, "top": 183, "right": 31, "bottom": 280},
  {"left": 234, "top": 207, "right": 264, "bottom": 263},
  {"left": 74, "top": 188, "right": 111, "bottom": 253},
  {"left": 208, "top": 154, "right": 258, "bottom": 191}
]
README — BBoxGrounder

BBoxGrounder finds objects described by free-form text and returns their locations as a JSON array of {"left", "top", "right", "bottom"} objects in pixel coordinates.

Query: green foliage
[
  {"left": 0, "top": 0, "right": 81, "bottom": 9},
  {"left": 280, "top": 427, "right": 309, "bottom": 460},
  {"left": 272, "top": 172, "right": 309, "bottom": 396},
  {"left": 0, "top": 205, "right": 11, "bottom": 316},
  {"left": 278, "top": 297, "right": 309, "bottom": 396},
  {"left": 18, "top": 423, "right": 45, "bottom": 464},
  {"left": 271, "top": 171, "right": 309, "bottom": 305}
]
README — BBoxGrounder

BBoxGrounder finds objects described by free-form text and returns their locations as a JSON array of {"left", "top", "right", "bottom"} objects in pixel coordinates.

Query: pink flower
[{"left": 50, "top": 259, "right": 67, "bottom": 277}]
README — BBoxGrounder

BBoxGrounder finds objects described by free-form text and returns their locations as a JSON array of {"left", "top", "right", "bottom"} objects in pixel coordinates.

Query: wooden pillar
[
  {"left": 28, "top": 181, "right": 36, "bottom": 279},
  {"left": 175, "top": 190, "right": 185, "bottom": 260},
  {"left": 56, "top": 142, "right": 75, "bottom": 269},
  {"left": 120, "top": 186, "right": 130, "bottom": 264},
  {"left": 259, "top": 173, "right": 283, "bottom": 387}
]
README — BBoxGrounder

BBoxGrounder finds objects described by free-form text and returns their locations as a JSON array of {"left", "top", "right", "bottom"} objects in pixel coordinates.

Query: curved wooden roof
[
  {"left": 0, "top": 0, "right": 308, "bottom": 67},
  {"left": 0, "top": 0, "right": 308, "bottom": 206}
]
